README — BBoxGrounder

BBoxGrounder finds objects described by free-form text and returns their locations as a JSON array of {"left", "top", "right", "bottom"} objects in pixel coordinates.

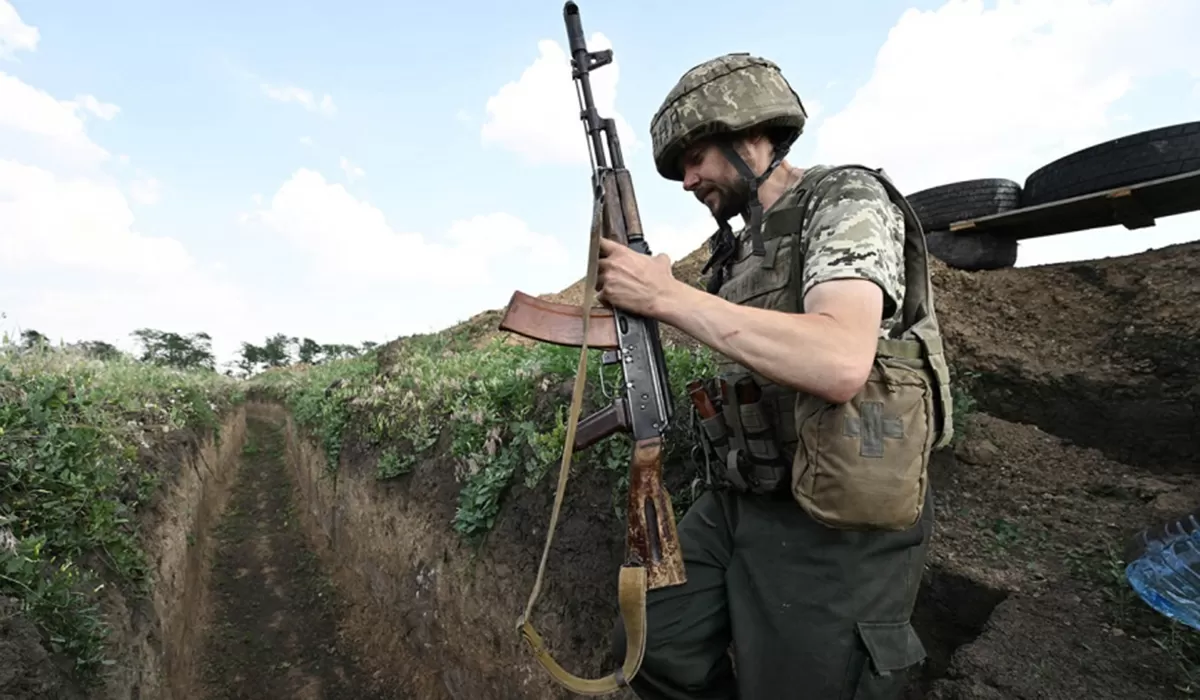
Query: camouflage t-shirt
[{"left": 793, "top": 164, "right": 907, "bottom": 338}]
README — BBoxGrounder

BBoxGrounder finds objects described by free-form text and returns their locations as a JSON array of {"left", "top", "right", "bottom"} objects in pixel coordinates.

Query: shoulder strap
[{"left": 785, "top": 164, "right": 955, "bottom": 449}]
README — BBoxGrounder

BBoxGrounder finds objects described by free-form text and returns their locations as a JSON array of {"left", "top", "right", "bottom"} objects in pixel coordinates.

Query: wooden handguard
[
  {"left": 626, "top": 437, "right": 685, "bottom": 589},
  {"left": 498, "top": 291, "right": 619, "bottom": 350}
]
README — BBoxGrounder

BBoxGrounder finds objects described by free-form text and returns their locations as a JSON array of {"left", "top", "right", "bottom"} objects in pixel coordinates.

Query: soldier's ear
[
  {"left": 728, "top": 132, "right": 758, "bottom": 160},
  {"left": 738, "top": 128, "right": 774, "bottom": 162}
]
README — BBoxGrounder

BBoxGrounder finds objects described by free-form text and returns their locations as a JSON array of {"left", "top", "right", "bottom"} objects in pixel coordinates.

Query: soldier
[{"left": 597, "top": 53, "right": 954, "bottom": 699}]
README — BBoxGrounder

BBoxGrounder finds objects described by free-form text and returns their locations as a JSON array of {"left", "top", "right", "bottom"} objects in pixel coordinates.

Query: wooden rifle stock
[{"left": 627, "top": 437, "right": 685, "bottom": 589}]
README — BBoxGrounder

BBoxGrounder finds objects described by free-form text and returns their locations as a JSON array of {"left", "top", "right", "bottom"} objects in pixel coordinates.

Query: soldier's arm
[{"left": 657, "top": 168, "right": 904, "bottom": 403}]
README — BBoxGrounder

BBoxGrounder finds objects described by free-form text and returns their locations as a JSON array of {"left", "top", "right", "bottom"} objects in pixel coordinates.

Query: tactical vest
[{"left": 689, "top": 164, "right": 954, "bottom": 532}]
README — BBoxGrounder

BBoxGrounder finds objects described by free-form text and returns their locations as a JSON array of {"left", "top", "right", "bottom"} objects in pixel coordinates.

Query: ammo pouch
[
  {"left": 791, "top": 337, "right": 940, "bottom": 531},
  {"left": 688, "top": 374, "right": 790, "bottom": 495}
]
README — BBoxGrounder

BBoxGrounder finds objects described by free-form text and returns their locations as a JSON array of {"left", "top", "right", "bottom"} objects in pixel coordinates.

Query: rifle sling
[{"left": 515, "top": 187, "right": 649, "bottom": 694}]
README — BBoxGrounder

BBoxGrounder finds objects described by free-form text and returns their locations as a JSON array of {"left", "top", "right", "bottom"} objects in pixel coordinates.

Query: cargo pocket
[
  {"left": 790, "top": 353, "right": 935, "bottom": 531},
  {"left": 851, "top": 620, "right": 926, "bottom": 700}
]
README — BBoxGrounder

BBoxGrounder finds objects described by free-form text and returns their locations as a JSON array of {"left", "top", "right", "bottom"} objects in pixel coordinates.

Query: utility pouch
[
  {"left": 709, "top": 373, "right": 790, "bottom": 495},
  {"left": 790, "top": 346, "right": 935, "bottom": 531}
]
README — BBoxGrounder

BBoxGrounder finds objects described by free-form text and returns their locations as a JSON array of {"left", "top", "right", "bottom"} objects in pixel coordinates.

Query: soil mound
[
  {"left": 932, "top": 240, "right": 1200, "bottom": 472},
  {"left": 924, "top": 412, "right": 1200, "bottom": 698}
]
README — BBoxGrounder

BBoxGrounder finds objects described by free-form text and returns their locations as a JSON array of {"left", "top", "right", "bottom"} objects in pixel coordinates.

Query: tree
[
  {"left": 19, "top": 329, "right": 49, "bottom": 350},
  {"left": 297, "top": 337, "right": 323, "bottom": 364},
  {"left": 130, "top": 328, "right": 215, "bottom": 371},
  {"left": 235, "top": 341, "right": 266, "bottom": 376},
  {"left": 259, "top": 334, "right": 295, "bottom": 368},
  {"left": 74, "top": 340, "right": 123, "bottom": 361}
]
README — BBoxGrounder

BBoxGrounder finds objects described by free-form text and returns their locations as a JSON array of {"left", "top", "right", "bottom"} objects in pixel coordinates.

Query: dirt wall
[
  {"left": 930, "top": 241, "right": 1200, "bottom": 472},
  {"left": 257, "top": 400, "right": 629, "bottom": 700},
  {"left": 98, "top": 405, "right": 249, "bottom": 699}
]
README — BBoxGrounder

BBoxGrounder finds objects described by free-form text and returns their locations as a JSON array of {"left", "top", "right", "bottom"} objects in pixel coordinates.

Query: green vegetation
[
  {"left": 249, "top": 330, "right": 718, "bottom": 540},
  {"left": 0, "top": 337, "right": 243, "bottom": 684},
  {"left": 1, "top": 310, "right": 977, "bottom": 688},
  {"left": 950, "top": 367, "right": 979, "bottom": 444},
  {"left": 0, "top": 321, "right": 383, "bottom": 686}
]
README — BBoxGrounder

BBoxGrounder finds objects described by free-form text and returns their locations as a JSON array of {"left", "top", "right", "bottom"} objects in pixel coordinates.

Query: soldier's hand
[{"left": 595, "top": 237, "right": 677, "bottom": 318}]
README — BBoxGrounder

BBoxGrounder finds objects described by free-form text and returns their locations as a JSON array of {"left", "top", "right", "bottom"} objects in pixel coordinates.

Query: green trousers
[{"left": 612, "top": 486, "right": 933, "bottom": 700}]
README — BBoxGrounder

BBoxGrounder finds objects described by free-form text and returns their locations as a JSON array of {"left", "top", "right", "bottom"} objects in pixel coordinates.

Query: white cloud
[
  {"left": 0, "top": 0, "right": 252, "bottom": 364},
  {"left": 0, "top": 72, "right": 111, "bottom": 166},
  {"left": 812, "top": 0, "right": 1200, "bottom": 266},
  {"left": 299, "top": 135, "right": 313, "bottom": 146},
  {"left": 245, "top": 168, "right": 571, "bottom": 289},
  {"left": 803, "top": 98, "right": 824, "bottom": 125},
  {"left": 339, "top": 156, "right": 364, "bottom": 182},
  {"left": 0, "top": 161, "right": 189, "bottom": 277},
  {"left": 129, "top": 176, "right": 161, "bottom": 205},
  {"left": 260, "top": 82, "right": 336, "bottom": 116},
  {"left": 0, "top": 0, "right": 37, "bottom": 60},
  {"left": 70, "top": 94, "right": 120, "bottom": 120},
  {"left": 481, "top": 32, "right": 638, "bottom": 166},
  {"left": 0, "top": 160, "right": 254, "bottom": 363},
  {"left": 813, "top": 0, "right": 1199, "bottom": 190}
]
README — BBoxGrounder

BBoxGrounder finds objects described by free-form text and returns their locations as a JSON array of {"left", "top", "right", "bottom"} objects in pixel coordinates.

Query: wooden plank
[{"left": 944, "top": 169, "right": 1200, "bottom": 240}]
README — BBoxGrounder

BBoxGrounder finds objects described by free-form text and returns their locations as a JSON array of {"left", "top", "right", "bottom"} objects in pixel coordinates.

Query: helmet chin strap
[
  {"left": 714, "top": 139, "right": 793, "bottom": 257},
  {"left": 699, "top": 132, "right": 799, "bottom": 293}
]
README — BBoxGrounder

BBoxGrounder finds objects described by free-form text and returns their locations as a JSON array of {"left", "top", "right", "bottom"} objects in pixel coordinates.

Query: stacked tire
[
  {"left": 906, "top": 178, "right": 1022, "bottom": 271},
  {"left": 902, "top": 121, "right": 1200, "bottom": 271}
]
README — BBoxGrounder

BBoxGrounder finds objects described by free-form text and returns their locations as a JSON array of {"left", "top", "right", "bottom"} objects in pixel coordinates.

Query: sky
[{"left": 1, "top": 0, "right": 1198, "bottom": 368}]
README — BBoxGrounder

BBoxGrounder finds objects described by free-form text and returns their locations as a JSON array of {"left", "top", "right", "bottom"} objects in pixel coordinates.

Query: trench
[
  {"left": 25, "top": 401, "right": 1011, "bottom": 699},
  {"left": 905, "top": 567, "right": 1010, "bottom": 698},
  {"left": 192, "top": 412, "right": 392, "bottom": 700},
  {"left": 967, "top": 367, "right": 1198, "bottom": 474},
  {"left": 188, "top": 403, "right": 1010, "bottom": 699}
]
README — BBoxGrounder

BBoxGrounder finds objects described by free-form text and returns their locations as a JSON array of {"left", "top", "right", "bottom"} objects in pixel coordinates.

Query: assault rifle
[{"left": 501, "top": 1, "right": 687, "bottom": 694}]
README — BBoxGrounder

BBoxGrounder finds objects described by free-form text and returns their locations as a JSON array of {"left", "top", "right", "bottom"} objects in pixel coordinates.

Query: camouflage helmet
[{"left": 650, "top": 53, "right": 808, "bottom": 181}]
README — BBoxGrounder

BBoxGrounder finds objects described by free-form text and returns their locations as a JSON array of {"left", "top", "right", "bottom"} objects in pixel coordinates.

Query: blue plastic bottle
[{"left": 1125, "top": 509, "right": 1200, "bottom": 631}]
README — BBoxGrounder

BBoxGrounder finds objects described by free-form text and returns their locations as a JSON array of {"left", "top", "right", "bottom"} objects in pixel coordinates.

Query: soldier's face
[{"left": 680, "top": 141, "right": 749, "bottom": 221}]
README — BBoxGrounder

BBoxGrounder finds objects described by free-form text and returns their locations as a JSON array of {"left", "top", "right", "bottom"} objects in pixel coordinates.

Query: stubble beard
[{"left": 699, "top": 179, "right": 752, "bottom": 225}]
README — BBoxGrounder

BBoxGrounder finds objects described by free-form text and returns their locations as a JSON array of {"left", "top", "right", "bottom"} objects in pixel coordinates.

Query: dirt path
[{"left": 195, "top": 415, "right": 395, "bottom": 700}]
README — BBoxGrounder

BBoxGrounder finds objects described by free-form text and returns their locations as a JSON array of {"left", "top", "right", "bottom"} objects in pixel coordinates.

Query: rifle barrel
[{"left": 564, "top": 2, "right": 608, "bottom": 170}]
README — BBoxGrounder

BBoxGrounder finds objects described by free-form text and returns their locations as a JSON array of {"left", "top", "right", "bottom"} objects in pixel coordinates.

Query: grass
[
  {"left": 248, "top": 329, "right": 719, "bottom": 541},
  {"left": 0, "top": 342, "right": 243, "bottom": 685}
]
